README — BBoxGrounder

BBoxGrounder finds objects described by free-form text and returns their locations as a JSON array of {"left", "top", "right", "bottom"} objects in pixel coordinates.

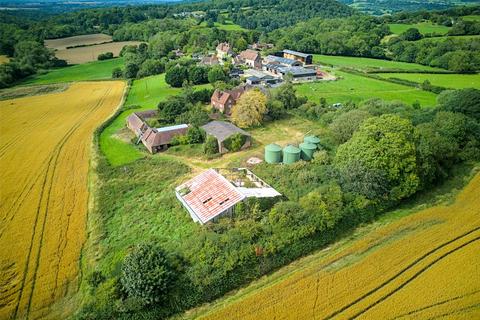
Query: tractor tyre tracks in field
[
  {"left": 11, "top": 88, "right": 112, "bottom": 320},
  {"left": 323, "top": 226, "right": 480, "bottom": 320}
]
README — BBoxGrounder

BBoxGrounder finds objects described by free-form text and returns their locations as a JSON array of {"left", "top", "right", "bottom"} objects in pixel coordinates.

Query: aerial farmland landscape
[{"left": 0, "top": 0, "right": 479, "bottom": 319}]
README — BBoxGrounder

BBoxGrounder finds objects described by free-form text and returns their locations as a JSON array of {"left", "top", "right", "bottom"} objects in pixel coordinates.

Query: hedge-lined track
[
  {"left": 199, "top": 173, "right": 480, "bottom": 320},
  {"left": 0, "top": 81, "right": 125, "bottom": 319}
]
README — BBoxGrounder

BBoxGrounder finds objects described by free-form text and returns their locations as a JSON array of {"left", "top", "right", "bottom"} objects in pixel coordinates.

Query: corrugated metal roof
[
  {"left": 156, "top": 124, "right": 188, "bottom": 132},
  {"left": 283, "top": 49, "right": 312, "bottom": 58},
  {"left": 176, "top": 169, "right": 245, "bottom": 224}
]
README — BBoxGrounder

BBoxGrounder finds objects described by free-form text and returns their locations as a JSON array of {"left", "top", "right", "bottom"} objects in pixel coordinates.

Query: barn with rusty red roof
[{"left": 175, "top": 169, "right": 246, "bottom": 224}]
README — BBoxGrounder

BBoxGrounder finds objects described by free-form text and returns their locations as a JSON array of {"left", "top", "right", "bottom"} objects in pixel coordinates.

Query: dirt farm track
[{"left": 0, "top": 81, "right": 125, "bottom": 319}]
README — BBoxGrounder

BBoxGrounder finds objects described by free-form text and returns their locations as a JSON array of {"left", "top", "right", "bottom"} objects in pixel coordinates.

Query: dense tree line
[{"left": 269, "top": 15, "right": 390, "bottom": 58}]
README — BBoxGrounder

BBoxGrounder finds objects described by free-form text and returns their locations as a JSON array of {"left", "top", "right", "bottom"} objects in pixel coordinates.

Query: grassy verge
[
  {"left": 296, "top": 71, "right": 438, "bottom": 106},
  {"left": 21, "top": 57, "right": 124, "bottom": 85}
]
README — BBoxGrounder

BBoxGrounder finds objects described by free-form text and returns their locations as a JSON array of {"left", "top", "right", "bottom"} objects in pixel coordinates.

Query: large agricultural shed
[{"left": 202, "top": 121, "right": 251, "bottom": 153}]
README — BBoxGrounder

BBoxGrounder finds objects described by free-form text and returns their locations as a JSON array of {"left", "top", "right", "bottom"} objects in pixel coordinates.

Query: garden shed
[{"left": 201, "top": 121, "right": 251, "bottom": 153}]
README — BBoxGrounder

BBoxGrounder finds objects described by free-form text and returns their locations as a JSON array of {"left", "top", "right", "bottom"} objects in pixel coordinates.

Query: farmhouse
[
  {"left": 175, "top": 168, "right": 281, "bottom": 224},
  {"left": 282, "top": 49, "right": 313, "bottom": 65},
  {"left": 210, "top": 85, "right": 251, "bottom": 115},
  {"left": 236, "top": 49, "right": 262, "bottom": 69},
  {"left": 216, "top": 42, "right": 234, "bottom": 59},
  {"left": 126, "top": 110, "right": 188, "bottom": 153},
  {"left": 202, "top": 121, "right": 251, "bottom": 153}
]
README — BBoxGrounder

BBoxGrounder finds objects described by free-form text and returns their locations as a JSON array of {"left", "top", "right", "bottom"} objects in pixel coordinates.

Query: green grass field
[
  {"left": 21, "top": 57, "right": 124, "bottom": 85},
  {"left": 297, "top": 71, "right": 438, "bottom": 106},
  {"left": 199, "top": 20, "right": 246, "bottom": 31},
  {"left": 376, "top": 73, "right": 480, "bottom": 90},
  {"left": 388, "top": 22, "right": 451, "bottom": 35},
  {"left": 418, "top": 34, "right": 480, "bottom": 42},
  {"left": 99, "top": 73, "right": 211, "bottom": 166},
  {"left": 313, "top": 54, "right": 444, "bottom": 72},
  {"left": 463, "top": 15, "right": 480, "bottom": 22}
]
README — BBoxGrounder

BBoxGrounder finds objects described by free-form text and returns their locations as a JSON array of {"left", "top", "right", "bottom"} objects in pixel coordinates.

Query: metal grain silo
[
  {"left": 299, "top": 142, "right": 317, "bottom": 161},
  {"left": 265, "top": 143, "right": 283, "bottom": 164},
  {"left": 304, "top": 135, "right": 320, "bottom": 148},
  {"left": 283, "top": 145, "right": 301, "bottom": 164}
]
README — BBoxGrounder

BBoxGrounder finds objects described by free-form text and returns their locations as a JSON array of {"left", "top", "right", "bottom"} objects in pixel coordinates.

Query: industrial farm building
[
  {"left": 176, "top": 168, "right": 281, "bottom": 224},
  {"left": 202, "top": 120, "right": 252, "bottom": 153}
]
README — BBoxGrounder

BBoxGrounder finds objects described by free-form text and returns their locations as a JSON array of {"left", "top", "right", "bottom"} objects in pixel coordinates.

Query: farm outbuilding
[
  {"left": 175, "top": 169, "right": 246, "bottom": 224},
  {"left": 141, "top": 124, "right": 189, "bottom": 153},
  {"left": 282, "top": 49, "right": 313, "bottom": 65},
  {"left": 202, "top": 121, "right": 251, "bottom": 153},
  {"left": 176, "top": 168, "right": 281, "bottom": 224}
]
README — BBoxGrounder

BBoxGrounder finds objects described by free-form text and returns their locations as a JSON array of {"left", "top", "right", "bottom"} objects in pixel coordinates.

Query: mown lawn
[
  {"left": 376, "top": 73, "right": 480, "bottom": 90},
  {"left": 21, "top": 57, "right": 124, "bottom": 85},
  {"left": 296, "top": 71, "right": 438, "bottom": 106},
  {"left": 313, "top": 54, "right": 444, "bottom": 72},
  {"left": 99, "top": 73, "right": 212, "bottom": 166},
  {"left": 388, "top": 22, "right": 451, "bottom": 35}
]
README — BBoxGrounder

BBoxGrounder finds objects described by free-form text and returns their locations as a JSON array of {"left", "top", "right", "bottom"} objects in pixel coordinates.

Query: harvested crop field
[
  {"left": 0, "top": 55, "right": 9, "bottom": 64},
  {"left": 44, "top": 33, "right": 113, "bottom": 51},
  {"left": 0, "top": 81, "right": 125, "bottom": 319},
  {"left": 199, "top": 173, "right": 480, "bottom": 320},
  {"left": 54, "top": 41, "right": 142, "bottom": 64}
]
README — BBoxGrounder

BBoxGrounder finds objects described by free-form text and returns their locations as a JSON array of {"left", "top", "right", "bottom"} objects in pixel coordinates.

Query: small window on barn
[{"left": 219, "top": 198, "right": 230, "bottom": 205}]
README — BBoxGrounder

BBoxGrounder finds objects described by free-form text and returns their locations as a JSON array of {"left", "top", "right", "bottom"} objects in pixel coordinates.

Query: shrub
[
  {"left": 203, "top": 135, "right": 219, "bottom": 155},
  {"left": 121, "top": 243, "right": 174, "bottom": 305},
  {"left": 98, "top": 52, "right": 114, "bottom": 61},
  {"left": 223, "top": 133, "right": 246, "bottom": 152}
]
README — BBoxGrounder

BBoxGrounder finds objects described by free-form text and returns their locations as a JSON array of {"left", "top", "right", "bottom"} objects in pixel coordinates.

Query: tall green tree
[{"left": 335, "top": 114, "right": 419, "bottom": 201}]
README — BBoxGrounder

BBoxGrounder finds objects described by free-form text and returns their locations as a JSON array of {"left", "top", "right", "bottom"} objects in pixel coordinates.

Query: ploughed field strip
[
  {"left": 201, "top": 174, "right": 480, "bottom": 320},
  {"left": 0, "top": 81, "right": 125, "bottom": 319}
]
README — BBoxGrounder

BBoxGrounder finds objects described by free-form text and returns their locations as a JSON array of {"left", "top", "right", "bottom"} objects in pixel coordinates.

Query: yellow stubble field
[
  {"left": 0, "top": 81, "right": 125, "bottom": 319},
  {"left": 200, "top": 173, "right": 480, "bottom": 320}
]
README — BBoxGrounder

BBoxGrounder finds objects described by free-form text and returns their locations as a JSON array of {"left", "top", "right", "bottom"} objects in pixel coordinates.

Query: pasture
[
  {"left": 463, "top": 15, "right": 480, "bottom": 22},
  {"left": 199, "top": 20, "right": 247, "bottom": 31},
  {"left": 388, "top": 22, "right": 451, "bottom": 35},
  {"left": 44, "top": 33, "right": 113, "bottom": 51},
  {"left": 296, "top": 71, "right": 438, "bottom": 106},
  {"left": 376, "top": 73, "right": 480, "bottom": 90},
  {"left": 22, "top": 57, "right": 124, "bottom": 85},
  {"left": 194, "top": 172, "right": 480, "bottom": 320},
  {"left": 99, "top": 73, "right": 211, "bottom": 166},
  {"left": 313, "top": 54, "right": 444, "bottom": 72},
  {"left": 0, "top": 81, "right": 125, "bottom": 319},
  {"left": 54, "top": 41, "right": 141, "bottom": 64}
]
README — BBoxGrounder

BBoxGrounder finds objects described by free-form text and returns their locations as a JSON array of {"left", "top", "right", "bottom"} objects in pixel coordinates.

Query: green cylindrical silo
[
  {"left": 304, "top": 135, "right": 320, "bottom": 148},
  {"left": 283, "top": 145, "right": 301, "bottom": 164},
  {"left": 265, "top": 143, "right": 283, "bottom": 164},
  {"left": 299, "top": 142, "right": 317, "bottom": 161}
]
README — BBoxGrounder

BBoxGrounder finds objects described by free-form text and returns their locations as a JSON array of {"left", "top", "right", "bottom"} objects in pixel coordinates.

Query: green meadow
[
  {"left": 199, "top": 20, "right": 246, "bottom": 31},
  {"left": 296, "top": 71, "right": 438, "bottom": 106},
  {"left": 99, "top": 73, "right": 211, "bottom": 166},
  {"left": 376, "top": 73, "right": 480, "bottom": 90},
  {"left": 463, "top": 15, "right": 480, "bottom": 22},
  {"left": 388, "top": 22, "right": 451, "bottom": 35},
  {"left": 22, "top": 57, "right": 124, "bottom": 85},
  {"left": 313, "top": 54, "right": 444, "bottom": 72}
]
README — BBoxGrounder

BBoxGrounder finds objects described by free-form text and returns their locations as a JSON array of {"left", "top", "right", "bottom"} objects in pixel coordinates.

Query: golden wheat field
[
  {"left": 201, "top": 173, "right": 480, "bottom": 320},
  {"left": 0, "top": 81, "right": 125, "bottom": 319},
  {"left": 54, "top": 41, "right": 142, "bottom": 64}
]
